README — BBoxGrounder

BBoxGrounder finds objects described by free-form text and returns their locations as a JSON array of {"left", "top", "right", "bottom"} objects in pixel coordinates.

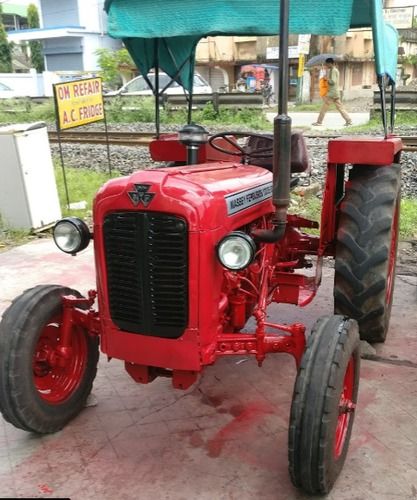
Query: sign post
[
  {"left": 53, "top": 77, "right": 110, "bottom": 208},
  {"left": 296, "top": 35, "right": 310, "bottom": 104}
]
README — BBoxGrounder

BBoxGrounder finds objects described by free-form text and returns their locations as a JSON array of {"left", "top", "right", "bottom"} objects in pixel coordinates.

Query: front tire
[
  {"left": 288, "top": 315, "right": 360, "bottom": 495},
  {"left": 0, "top": 285, "right": 99, "bottom": 433},
  {"left": 334, "top": 164, "right": 401, "bottom": 342}
]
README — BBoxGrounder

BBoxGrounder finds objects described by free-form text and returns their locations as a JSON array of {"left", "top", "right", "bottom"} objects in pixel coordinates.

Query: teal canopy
[{"left": 104, "top": 0, "right": 398, "bottom": 91}]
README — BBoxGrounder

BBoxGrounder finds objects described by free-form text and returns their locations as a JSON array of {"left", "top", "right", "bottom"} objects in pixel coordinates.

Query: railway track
[
  {"left": 400, "top": 136, "right": 417, "bottom": 152},
  {"left": 48, "top": 130, "right": 417, "bottom": 152},
  {"left": 48, "top": 130, "right": 154, "bottom": 146}
]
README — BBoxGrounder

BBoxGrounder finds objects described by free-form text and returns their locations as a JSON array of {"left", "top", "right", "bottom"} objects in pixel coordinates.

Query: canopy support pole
[
  {"left": 253, "top": 0, "right": 291, "bottom": 243},
  {"left": 154, "top": 40, "right": 160, "bottom": 138},
  {"left": 187, "top": 61, "right": 194, "bottom": 124},
  {"left": 378, "top": 75, "right": 388, "bottom": 139},
  {"left": 390, "top": 81, "right": 396, "bottom": 134}
]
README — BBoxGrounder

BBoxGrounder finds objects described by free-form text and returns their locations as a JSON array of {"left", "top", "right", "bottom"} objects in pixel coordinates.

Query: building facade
[
  {"left": 194, "top": 3, "right": 417, "bottom": 101},
  {"left": 7, "top": 0, "right": 121, "bottom": 72}
]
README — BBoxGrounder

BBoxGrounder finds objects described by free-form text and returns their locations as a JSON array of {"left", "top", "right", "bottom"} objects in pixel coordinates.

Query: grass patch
[
  {"left": 54, "top": 164, "right": 118, "bottom": 218},
  {"left": 291, "top": 194, "right": 417, "bottom": 240},
  {"left": 290, "top": 102, "right": 322, "bottom": 112},
  {"left": 346, "top": 110, "right": 417, "bottom": 133},
  {"left": 0, "top": 98, "right": 55, "bottom": 124},
  {"left": 400, "top": 198, "right": 417, "bottom": 239},
  {"left": 291, "top": 194, "right": 321, "bottom": 221},
  {"left": 0, "top": 215, "right": 32, "bottom": 250}
]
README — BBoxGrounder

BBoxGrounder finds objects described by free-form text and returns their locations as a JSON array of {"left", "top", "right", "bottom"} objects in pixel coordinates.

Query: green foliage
[
  {"left": 0, "top": 5, "right": 12, "bottom": 72},
  {"left": 0, "top": 94, "right": 273, "bottom": 130},
  {"left": 95, "top": 48, "right": 135, "bottom": 88},
  {"left": 27, "top": 4, "right": 40, "bottom": 27},
  {"left": 401, "top": 54, "right": 417, "bottom": 67},
  {"left": 163, "top": 102, "right": 272, "bottom": 130},
  {"left": 27, "top": 4, "right": 44, "bottom": 72},
  {"left": 199, "top": 102, "right": 218, "bottom": 121}
]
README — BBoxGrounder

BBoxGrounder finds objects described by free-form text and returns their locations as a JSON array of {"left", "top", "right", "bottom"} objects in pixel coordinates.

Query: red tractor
[{"left": 0, "top": 0, "right": 402, "bottom": 494}]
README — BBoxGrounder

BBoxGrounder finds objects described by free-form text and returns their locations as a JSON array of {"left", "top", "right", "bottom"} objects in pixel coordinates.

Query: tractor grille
[{"left": 103, "top": 212, "right": 188, "bottom": 338}]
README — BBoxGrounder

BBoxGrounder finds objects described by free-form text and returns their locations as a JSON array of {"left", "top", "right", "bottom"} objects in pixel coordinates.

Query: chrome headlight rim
[
  {"left": 53, "top": 217, "right": 91, "bottom": 255},
  {"left": 217, "top": 231, "right": 256, "bottom": 271}
]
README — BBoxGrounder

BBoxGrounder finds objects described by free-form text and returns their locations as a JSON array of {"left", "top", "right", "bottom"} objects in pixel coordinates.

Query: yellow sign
[
  {"left": 297, "top": 54, "right": 305, "bottom": 78},
  {"left": 54, "top": 78, "right": 104, "bottom": 130}
]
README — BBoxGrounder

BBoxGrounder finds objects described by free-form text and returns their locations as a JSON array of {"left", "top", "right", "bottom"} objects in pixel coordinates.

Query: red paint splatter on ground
[
  {"left": 206, "top": 402, "right": 274, "bottom": 458},
  {"left": 38, "top": 483, "right": 53, "bottom": 494}
]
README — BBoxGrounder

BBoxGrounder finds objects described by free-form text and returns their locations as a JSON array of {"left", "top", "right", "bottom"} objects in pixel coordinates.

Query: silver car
[{"left": 109, "top": 72, "right": 212, "bottom": 96}]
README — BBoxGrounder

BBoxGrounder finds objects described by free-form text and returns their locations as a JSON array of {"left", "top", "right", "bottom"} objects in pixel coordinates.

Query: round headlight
[
  {"left": 217, "top": 232, "right": 256, "bottom": 270},
  {"left": 53, "top": 217, "right": 91, "bottom": 254}
]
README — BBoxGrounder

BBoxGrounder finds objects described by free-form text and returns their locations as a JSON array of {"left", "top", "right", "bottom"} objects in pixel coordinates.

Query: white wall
[
  {"left": 0, "top": 71, "right": 79, "bottom": 97},
  {"left": 77, "top": 0, "right": 106, "bottom": 33},
  {"left": 0, "top": 70, "right": 43, "bottom": 97},
  {"left": 82, "top": 34, "right": 122, "bottom": 71}
]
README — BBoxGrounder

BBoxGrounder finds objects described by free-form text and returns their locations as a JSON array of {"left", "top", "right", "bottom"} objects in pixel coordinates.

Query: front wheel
[
  {"left": 0, "top": 285, "right": 99, "bottom": 433},
  {"left": 288, "top": 315, "right": 360, "bottom": 495}
]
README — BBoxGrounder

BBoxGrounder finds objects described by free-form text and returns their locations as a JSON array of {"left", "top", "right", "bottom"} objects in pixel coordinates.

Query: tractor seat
[{"left": 246, "top": 132, "right": 310, "bottom": 174}]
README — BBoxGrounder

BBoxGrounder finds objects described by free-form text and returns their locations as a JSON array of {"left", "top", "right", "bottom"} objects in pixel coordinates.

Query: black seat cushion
[{"left": 246, "top": 132, "right": 310, "bottom": 174}]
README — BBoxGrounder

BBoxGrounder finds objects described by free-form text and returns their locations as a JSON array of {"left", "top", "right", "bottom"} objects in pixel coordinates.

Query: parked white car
[
  {"left": 0, "top": 82, "right": 16, "bottom": 99},
  {"left": 108, "top": 72, "right": 212, "bottom": 96}
]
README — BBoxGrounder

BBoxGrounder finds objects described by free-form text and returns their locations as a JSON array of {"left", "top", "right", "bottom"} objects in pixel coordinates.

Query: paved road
[
  {"left": 0, "top": 239, "right": 416, "bottom": 499},
  {"left": 266, "top": 111, "right": 370, "bottom": 130}
]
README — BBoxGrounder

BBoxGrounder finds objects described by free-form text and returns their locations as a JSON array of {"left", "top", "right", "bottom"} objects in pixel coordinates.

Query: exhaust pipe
[{"left": 253, "top": 0, "right": 291, "bottom": 243}]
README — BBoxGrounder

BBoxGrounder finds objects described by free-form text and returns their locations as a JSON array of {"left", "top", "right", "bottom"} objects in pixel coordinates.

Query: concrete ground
[
  {"left": 266, "top": 111, "right": 370, "bottom": 130},
  {"left": 0, "top": 239, "right": 417, "bottom": 500}
]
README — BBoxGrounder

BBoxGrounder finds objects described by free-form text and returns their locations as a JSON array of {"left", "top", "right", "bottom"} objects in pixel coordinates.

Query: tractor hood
[{"left": 94, "top": 162, "right": 274, "bottom": 231}]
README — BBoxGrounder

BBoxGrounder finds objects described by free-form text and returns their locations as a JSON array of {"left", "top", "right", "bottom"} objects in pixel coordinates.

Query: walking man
[{"left": 312, "top": 58, "right": 352, "bottom": 126}]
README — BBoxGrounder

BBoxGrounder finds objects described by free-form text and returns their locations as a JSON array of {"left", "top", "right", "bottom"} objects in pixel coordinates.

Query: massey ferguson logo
[{"left": 128, "top": 184, "right": 155, "bottom": 207}]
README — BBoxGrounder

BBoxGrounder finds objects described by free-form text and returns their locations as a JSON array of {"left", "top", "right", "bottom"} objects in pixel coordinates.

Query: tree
[
  {"left": 27, "top": 4, "right": 44, "bottom": 72},
  {"left": 0, "top": 5, "right": 12, "bottom": 72},
  {"left": 95, "top": 47, "right": 135, "bottom": 87}
]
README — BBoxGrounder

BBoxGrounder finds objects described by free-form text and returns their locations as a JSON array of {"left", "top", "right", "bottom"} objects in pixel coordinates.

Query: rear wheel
[
  {"left": 0, "top": 285, "right": 99, "bottom": 433},
  {"left": 334, "top": 164, "right": 401, "bottom": 342},
  {"left": 289, "top": 315, "right": 360, "bottom": 495}
]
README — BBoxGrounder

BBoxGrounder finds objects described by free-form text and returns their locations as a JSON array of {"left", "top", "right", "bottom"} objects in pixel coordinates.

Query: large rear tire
[
  {"left": 288, "top": 315, "right": 360, "bottom": 495},
  {"left": 0, "top": 285, "right": 99, "bottom": 433},
  {"left": 334, "top": 164, "right": 401, "bottom": 343}
]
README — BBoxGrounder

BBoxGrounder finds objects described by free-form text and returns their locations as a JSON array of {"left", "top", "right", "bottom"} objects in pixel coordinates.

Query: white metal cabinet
[{"left": 0, "top": 122, "right": 62, "bottom": 230}]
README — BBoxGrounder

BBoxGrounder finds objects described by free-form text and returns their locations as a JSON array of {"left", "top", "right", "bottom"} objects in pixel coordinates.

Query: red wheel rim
[
  {"left": 385, "top": 201, "right": 399, "bottom": 306},
  {"left": 334, "top": 356, "right": 356, "bottom": 459},
  {"left": 33, "top": 315, "right": 87, "bottom": 404}
]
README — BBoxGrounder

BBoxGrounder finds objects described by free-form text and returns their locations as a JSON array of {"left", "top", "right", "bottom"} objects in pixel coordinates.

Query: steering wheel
[{"left": 208, "top": 132, "right": 273, "bottom": 161}]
